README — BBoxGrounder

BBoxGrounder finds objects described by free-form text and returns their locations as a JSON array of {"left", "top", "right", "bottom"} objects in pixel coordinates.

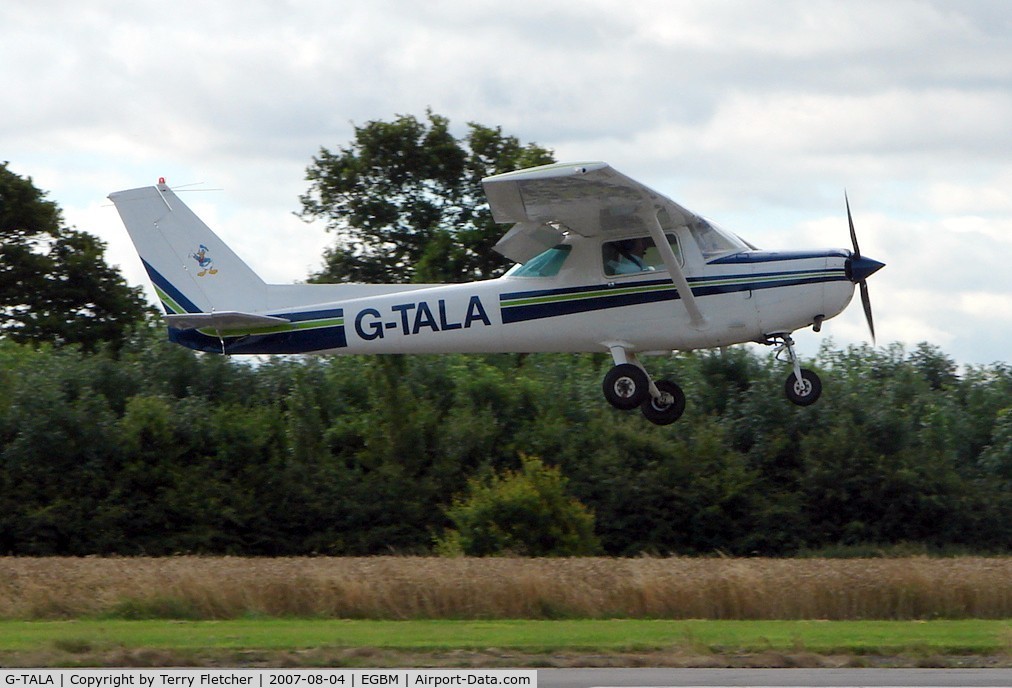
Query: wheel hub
[
  {"left": 793, "top": 378, "right": 813, "bottom": 396},
  {"left": 614, "top": 377, "right": 637, "bottom": 398}
]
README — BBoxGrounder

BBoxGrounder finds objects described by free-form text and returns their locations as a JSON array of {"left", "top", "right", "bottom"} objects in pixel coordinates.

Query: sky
[{"left": 3, "top": 0, "right": 1011, "bottom": 366}]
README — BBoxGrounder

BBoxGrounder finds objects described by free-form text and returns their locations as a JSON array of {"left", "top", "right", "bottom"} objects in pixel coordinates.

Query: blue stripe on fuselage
[
  {"left": 169, "top": 320, "right": 348, "bottom": 354},
  {"left": 708, "top": 249, "right": 850, "bottom": 264},
  {"left": 499, "top": 262, "right": 847, "bottom": 324}
]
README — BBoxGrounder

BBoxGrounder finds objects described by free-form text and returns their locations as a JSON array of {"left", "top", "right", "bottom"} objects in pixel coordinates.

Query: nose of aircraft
[
  {"left": 843, "top": 194, "right": 884, "bottom": 344},
  {"left": 846, "top": 254, "right": 885, "bottom": 283},
  {"left": 843, "top": 251, "right": 884, "bottom": 344}
]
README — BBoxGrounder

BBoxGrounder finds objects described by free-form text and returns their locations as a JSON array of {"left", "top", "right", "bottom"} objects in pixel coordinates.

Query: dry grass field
[{"left": 1, "top": 556, "right": 1009, "bottom": 621}]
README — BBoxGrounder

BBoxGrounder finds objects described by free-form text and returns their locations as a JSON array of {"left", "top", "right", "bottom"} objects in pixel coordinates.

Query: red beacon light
[{"left": 158, "top": 177, "right": 166, "bottom": 185}]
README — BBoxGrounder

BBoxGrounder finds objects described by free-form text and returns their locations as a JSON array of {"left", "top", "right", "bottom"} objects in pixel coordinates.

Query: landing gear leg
[{"left": 768, "top": 333, "right": 822, "bottom": 406}]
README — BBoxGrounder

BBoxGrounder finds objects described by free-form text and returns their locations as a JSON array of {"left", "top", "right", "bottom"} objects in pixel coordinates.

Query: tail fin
[{"left": 109, "top": 181, "right": 266, "bottom": 316}]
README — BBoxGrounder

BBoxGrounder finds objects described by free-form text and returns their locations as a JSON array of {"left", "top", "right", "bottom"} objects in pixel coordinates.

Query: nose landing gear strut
[{"left": 766, "top": 333, "right": 822, "bottom": 406}]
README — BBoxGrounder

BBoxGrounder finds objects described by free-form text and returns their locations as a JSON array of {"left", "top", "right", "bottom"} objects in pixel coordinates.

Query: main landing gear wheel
[
  {"left": 785, "top": 368, "right": 822, "bottom": 406},
  {"left": 641, "top": 379, "right": 686, "bottom": 425},
  {"left": 602, "top": 363, "right": 650, "bottom": 410}
]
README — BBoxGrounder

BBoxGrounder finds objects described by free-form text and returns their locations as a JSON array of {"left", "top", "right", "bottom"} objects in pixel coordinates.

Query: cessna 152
[{"left": 110, "top": 162, "right": 884, "bottom": 425}]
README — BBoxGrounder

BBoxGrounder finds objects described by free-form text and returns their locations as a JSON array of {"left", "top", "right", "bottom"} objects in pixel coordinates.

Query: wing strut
[{"left": 643, "top": 209, "right": 707, "bottom": 328}]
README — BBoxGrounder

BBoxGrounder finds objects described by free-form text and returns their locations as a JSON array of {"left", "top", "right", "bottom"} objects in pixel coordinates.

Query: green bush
[{"left": 437, "top": 456, "right": 601, "bottom": 556}]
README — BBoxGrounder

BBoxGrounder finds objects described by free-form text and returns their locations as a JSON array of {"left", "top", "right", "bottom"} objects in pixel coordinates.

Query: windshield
[{"left": 688, "top": 218, "right": 748, "bottom": 258}]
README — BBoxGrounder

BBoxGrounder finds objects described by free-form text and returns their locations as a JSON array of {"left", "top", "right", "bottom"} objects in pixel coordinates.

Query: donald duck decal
[{"left": 190, "top": 244, "right": 218, "bottom": 277}]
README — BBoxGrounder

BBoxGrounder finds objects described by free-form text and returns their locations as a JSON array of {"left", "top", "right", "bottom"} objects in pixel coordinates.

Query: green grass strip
[{"left": 1, "top": 619, "right": 1008, "bottom": 655}]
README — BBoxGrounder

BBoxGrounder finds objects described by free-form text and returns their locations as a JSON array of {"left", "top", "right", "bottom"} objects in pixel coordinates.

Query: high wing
[
  {"left": 482, "top": 161, "right": 702, "bottom": 260},
  {"left": 482, "top": 161, "right": 707, "bottom": 326}
]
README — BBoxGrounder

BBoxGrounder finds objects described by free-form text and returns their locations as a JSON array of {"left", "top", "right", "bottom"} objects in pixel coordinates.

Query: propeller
[{"left": 844, "top": 192, "right": 885, "bottom": 344}]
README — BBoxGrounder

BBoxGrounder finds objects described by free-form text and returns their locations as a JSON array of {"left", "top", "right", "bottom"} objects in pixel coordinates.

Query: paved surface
[{"left": 536, "top": 668, "right": 1012, "bottom": 687}]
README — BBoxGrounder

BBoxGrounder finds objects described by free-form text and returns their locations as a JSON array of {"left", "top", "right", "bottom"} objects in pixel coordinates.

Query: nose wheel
[
  {"left": 785, "top": 368, "right": 822, "bottom": 405},
  {"left": 767, "top": 333, "right": 822, "bottom": 406},
  {"left": 602, "top": 347, "right": 687, "bottom": 424}
]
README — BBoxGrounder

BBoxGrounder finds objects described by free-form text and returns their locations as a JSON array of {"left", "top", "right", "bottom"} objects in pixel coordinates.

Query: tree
[
  {"left": 0, "top": 163, "right": 148, "bottom": 351},
  {"left": 300, "top": 111, "right": 555, "bottom": 284},
  {"left": 908, "top": 342, "right": 959, "bottom": 390},
  {"left": 437, "top": 455, "right": 601, "bottom": 556}
]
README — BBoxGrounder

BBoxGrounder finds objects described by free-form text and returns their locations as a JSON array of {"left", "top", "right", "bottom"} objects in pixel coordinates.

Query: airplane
[{"left": 109, "top": 162, "right": 884, "bottom": 425}]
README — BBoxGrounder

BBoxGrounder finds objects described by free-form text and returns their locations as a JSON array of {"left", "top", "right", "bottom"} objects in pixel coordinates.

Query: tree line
[
  {"left": 0, "top": 332, "right": 1008, "bottom": 556},
  {"left": 1, "top": 114, "right": 1009, "bottom": 556}
]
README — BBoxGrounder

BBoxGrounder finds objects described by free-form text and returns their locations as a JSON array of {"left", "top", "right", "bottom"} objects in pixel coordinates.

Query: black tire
[
  {"left": 785, "top": 368, "right": 822, "bottom": 406},
  {"left": 602, "top": 363, "right": 650, "bottom": 410},
  {"left": 640, "top": 379, "right": 686, "bottom": 425}
]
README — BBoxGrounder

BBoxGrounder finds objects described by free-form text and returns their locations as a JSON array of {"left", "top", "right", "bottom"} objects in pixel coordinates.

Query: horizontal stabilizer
[{"left": 165, "top": 311, "right": 289, "bottom": 332}]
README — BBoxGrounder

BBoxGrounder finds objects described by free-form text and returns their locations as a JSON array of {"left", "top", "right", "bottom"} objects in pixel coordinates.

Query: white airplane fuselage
[
  {"left": 167, "top": 233, "right": 856, "bottom": 357},
  {"left": 111, "top": 165, "right": 883, "bottom": 421}
]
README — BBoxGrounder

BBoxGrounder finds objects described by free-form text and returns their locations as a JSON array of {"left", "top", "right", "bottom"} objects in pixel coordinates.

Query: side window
[
  {"left": 511, "top": 245, "right": 571, "bottom": 277},
  {"left": 603, "top": 234, "right": 681, "bottom": 277}
]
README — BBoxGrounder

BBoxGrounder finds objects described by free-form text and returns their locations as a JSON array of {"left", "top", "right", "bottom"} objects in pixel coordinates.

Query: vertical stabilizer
[{"left": 109, "top": 181, "right": 266, "bottom": 315}]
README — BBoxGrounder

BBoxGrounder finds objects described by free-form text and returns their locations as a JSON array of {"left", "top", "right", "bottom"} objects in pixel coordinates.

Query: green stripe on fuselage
[
  {"left": 502, "top": 283, "right": 677, "bottom": 308},
  {"left": 196, "top": 317, "right": 344, "bottom": 337}
]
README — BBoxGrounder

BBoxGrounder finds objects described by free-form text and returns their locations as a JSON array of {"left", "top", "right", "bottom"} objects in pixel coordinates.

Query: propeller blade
[
  {"left": 845, "top": 194, "right": 880, "bottom": 344},
  {"left": 859, "top": 279, "right": 875, "bottom": 345},
  {"left": 846, "top": 191, "right": 860, "bottom": 258}
]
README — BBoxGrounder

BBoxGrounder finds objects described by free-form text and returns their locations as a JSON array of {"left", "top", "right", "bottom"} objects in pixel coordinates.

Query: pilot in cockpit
[{"left": 605, "top": 237, "right": 654, "bottom": 275}]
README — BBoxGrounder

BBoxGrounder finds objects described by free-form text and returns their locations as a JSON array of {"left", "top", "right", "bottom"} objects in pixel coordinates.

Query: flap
[{"left": 492, "top": 221, "right": 565, "bottom": 263}]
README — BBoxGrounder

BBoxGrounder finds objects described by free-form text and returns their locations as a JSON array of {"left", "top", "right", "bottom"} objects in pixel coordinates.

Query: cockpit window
[
  {"left": 602, "top": 234, "right": 682, "bottom": 277},
  {"left": 509, "top": 244, "right": 572, "bottom": 277},
  {"left": 688, "top": 218, "right": 747, "bottom": 258}
]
